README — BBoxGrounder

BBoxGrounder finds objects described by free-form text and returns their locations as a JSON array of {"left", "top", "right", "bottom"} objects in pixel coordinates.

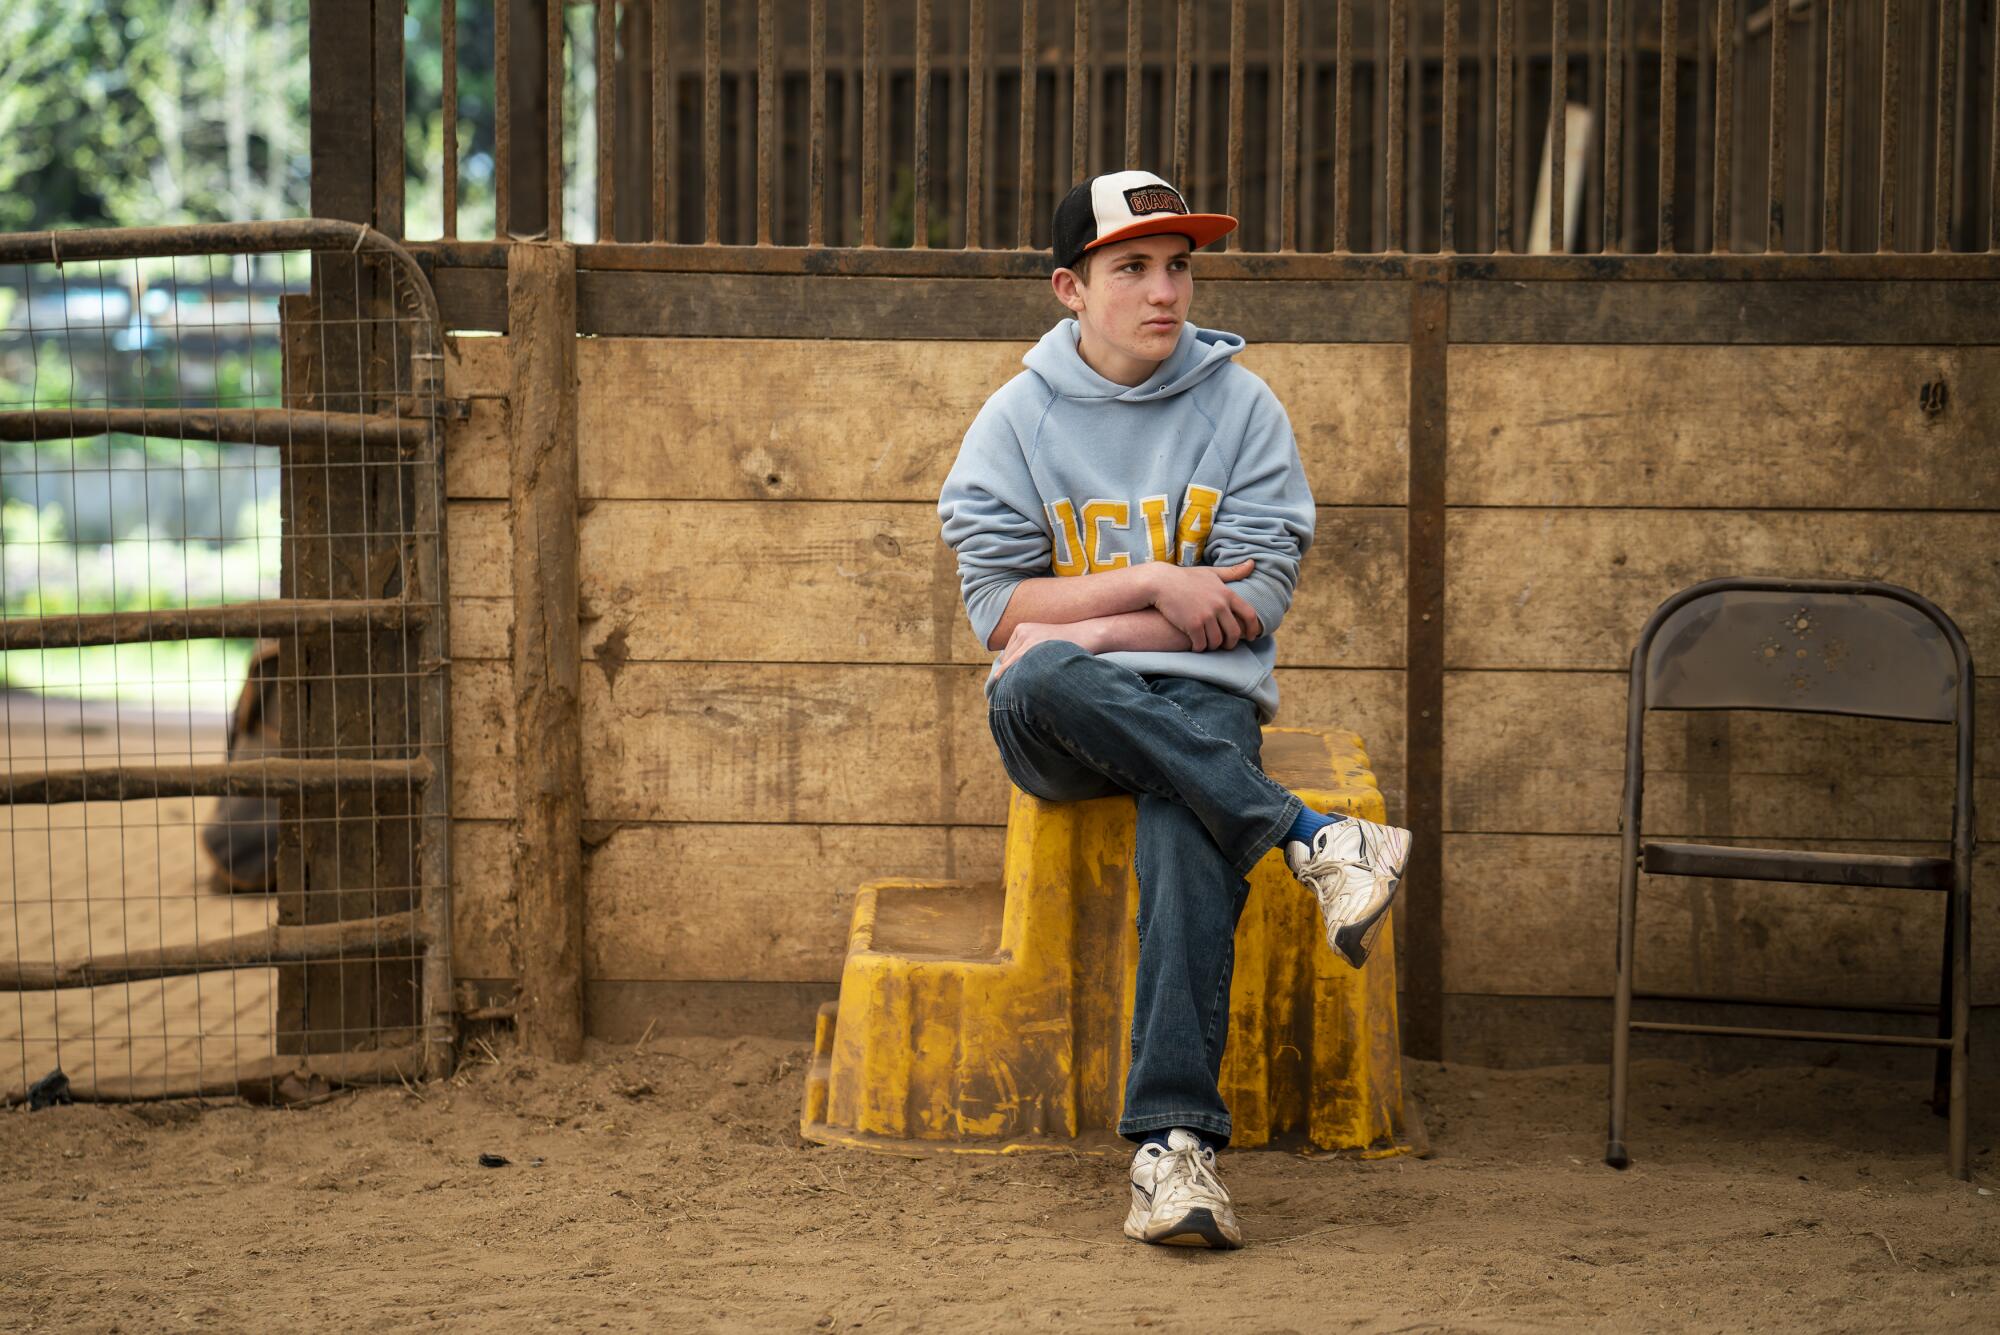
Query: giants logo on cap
[{"left": 1122, "top": 185, "right": 1189, "bottom": 217}]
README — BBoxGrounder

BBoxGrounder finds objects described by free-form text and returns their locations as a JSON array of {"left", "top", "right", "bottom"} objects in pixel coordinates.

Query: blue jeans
[{"left": 986, "top": 640, "right": 1304, "bottom": 1147}]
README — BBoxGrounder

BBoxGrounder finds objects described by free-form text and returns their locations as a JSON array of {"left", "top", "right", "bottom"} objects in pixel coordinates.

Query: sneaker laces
[{"left": 1153, "top": 1141, "right": 1228, "bottom": 1211}]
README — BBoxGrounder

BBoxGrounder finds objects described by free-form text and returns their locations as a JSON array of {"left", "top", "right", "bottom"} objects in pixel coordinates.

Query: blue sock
[
  {"left": 1141, "top": 1127, "right": 1225, "bottom": 1152},
  {"left": 1283, "top": 804, "right": 1343, "bottom": 849}
]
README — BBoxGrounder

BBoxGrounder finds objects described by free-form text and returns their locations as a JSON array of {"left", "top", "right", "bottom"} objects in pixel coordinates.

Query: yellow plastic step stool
[{"left": 800, "top": 727, "right": 1411, "bottom": 1156}]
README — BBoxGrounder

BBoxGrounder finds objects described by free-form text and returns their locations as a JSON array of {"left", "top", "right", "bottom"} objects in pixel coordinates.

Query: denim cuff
[{"left": 1118, "top": 1110, "right": 1235, "bottom": 1147}]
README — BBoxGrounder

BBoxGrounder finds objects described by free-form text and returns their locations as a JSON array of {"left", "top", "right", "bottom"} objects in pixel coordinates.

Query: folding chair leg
[
  {"left": 1606, "top": 850, "right": 1640, "bottom": 1170},
  {"left": 1932, "top": 899, "right": 1953, "bottom": 1117},
  {"left": 1947, "top": 876, "right": 1971, "bottom": 1181}
]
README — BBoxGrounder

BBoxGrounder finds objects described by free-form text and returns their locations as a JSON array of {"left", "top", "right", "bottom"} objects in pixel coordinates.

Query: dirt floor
[{"left": 3, "top": 1033, "right": 1996, "bottom": 1333}]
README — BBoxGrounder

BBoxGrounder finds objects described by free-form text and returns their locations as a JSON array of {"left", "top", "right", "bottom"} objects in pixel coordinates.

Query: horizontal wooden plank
[
  {"left": 1446, "top": 510, "right": 2000, "bottom": 670},
  {"left": 1443, "top": 833, "right": 1999, "bottom": 1005},
  {"left": 1448, "top": 281, "right": 2000, "bottom": 344},
  {"left": 564, "top": 339, "right": 1407, "bottom": 505},
  {"left": 1448, "top": 346, "right": 2000, "bottom": 509},
  {"left": 450, "top": 819, "right": 515, "bottom": 979},
  {"left": 442, "top": 334, "right": 510, "bottom": 499},
  {"left": 1445, "top": 671, "right": 2000, "bottom": 841},
  {"left": 445, "top": 500, "right": 511, "bottom": 659},
  {"left": 451, "top": 819, "right": 1005, "bottom": 984},
  {"left": 448, "top": 662, "right": 1402, "bottom": 827},
  {"left": 567, "top": 501, "right": 1404, "bottom": 669}
]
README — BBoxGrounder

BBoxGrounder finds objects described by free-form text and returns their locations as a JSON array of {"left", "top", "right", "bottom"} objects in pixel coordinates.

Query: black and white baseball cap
[{"left": 1051, "top": 170, "right": 1237, "bottom": 274}]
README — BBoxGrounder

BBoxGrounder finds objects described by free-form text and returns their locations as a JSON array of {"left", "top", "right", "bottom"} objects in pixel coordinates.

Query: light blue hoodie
[{"left": 938, "top": 318, "right": 1315, "bottom": 721}]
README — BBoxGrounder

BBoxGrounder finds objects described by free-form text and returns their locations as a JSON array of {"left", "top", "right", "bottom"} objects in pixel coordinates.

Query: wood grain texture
[
  {"left": 443, "top": 334, "right": 510, "bottom": 499},
  {"left": 450, "top": 819, "right": 516, "bottom": 979},
  {"left": 446, "top": 500, "right": 511, "bottom": 660},
  {"left": 451, "top": 820, "right": 1005, "bottom": 983},
  {"left": 1446, "top": 510, "right": 2000, "bottom": 671},
  {"left": 563, "top": 339, "right": 1408, "bottom": 505},
  {"left": 1448, "top": 346, "right": 2000, "bottom": 509},
  {"left": 1444, "top": 833, "right": 1999, "bottom": 1004},
  {"left": 1448, "top": 280, "right": 2000, "bottom": 344},
  {"left": 1445, "top": 671, "right": 2000, "bottom": 842}
]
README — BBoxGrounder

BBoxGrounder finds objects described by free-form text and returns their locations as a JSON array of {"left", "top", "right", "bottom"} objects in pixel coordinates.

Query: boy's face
[{"left": 1053, "top": 234, "right": 1194, "bottom": 370}]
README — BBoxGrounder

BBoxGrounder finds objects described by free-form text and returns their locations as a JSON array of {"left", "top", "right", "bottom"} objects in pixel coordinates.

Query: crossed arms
[{"left": 986, "top": 559, "right": 1264, "bottom": 676}]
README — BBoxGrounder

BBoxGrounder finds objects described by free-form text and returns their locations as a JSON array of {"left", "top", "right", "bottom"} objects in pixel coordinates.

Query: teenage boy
[{"left": 936, "top": 170, "right": 1414, "bottom": 1251}]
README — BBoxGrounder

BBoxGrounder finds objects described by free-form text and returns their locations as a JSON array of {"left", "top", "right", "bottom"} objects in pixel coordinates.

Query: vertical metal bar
[
  {"left": 1073, "top": 0, "right": 1091, "bottom": 178},
  {"left": 1440, "top": 0, "right": 1459, "bottom": 251},
  {"left": 810, "top": 0, "right": 826, "bottom": 245},
  {"left": 654, "top": 0, "right": 672, "bottom": 241},
  {"left": 496, "top": 0, "right": 512, "bottom": 237},
  {"left": 1659, "top": 0, "right": 1678, "bottom": 250},
  {"left": 1127, "top": 0, "right": 1144, "bottom": 167},
  {"left": 1879, "top": 0, "right": 1899, "bottom": 250},
  {"left": 1497, "top": 0, "right": 1514, "bottom": 250},
  {"left": 1550, "top": 0, "right": 1567, "bottom": 251},
  {"left": 443, "top": 0, "right": 459, "bottom": 239},
  {"left": 863, "top": 0, "right": 881, "bottom": 244},
  {"left": 1020, "top": 0, "right": 1039, "bottom": 246},
  {"left": 704, "top": 0, "right": 720, "bottom": 242},
  {"left": 1933, "top": 0, "right": 1956, "bottom": 250},
  {"left": 1403, "top": 269, "right": 1449, "bottom": 1063},
  {"left": 1281, "top": 0, "right": 1299, "bottom": 247},
  {"left": 967, "top": 0, "right": 985, "bottom": 246},
  {"left": 1711, "top": 0, "right": 1733, "bottom": 251},
  {"left": 548, "top": 0, "right": 565, "bottom": 241},
  {"left": 1334, "top": 0, "right": 1353, "bottom": 250},
  {"left": 1227, "top": 0, "right": 1245, "bottom": 245},
  {"left": 1694, "top": 0, "right": 1713, "bottom": 248},
  {"left": 916, "top": 0, "right": 933, "bottom": 247},
  {"left": 1767, "top": 0, "right": 1787, "bottom": 250},
  {"left": 599, "top": 0, "right": 618, "bottom": 239},
  {"left": 1820, "top": 0, "right": 1842, "bottom": 250},
  {"left": 1605, "top": 0, "right": 1624, "bottom": 250},
  {"left": 1991, "top": 0, "right": 1999, "bottom": 250},
  {"left": 758, "top": 0, "right": 775, "bottom": 244},
  {"left": 1386, "top": 0, "right": 1405, "bottom": 250},
  {"left": 1299, "top": 0, "right": 1317, "bottom": 248},
  {"left": 1175, "top": 0, "right": 1193, "bottom": 185},
  {"left": 1586, "top": 0, "right": 1604, "bottom": 250}
]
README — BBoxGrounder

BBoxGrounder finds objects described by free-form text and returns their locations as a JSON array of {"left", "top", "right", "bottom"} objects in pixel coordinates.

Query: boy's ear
[{"left": 1051, "top": 267, "right": 1087, "bottom": 314}]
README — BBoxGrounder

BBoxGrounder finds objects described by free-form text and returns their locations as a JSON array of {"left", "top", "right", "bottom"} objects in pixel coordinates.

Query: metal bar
[
  {"left": 864, "top": 0, "right": 881, "bottom": 245},
  {"left": 758, "top": 0, "right": 776, "bottom": 244},
  {"left": 1879, "top": 0, "right": 1898, "bottom": 250},
  {"left": 915, "top": 0, "right": 933, "bottom": 247},
  {"left": 1280, "top": 0, "right": 1299, "bottom": 247},
  {"left": 1606, "top": 0, "right": 1624, "bottom": 250},
  {"left": 1073, "top": 0, "right": 1091, "bottom": 178},
  {"left": 653, "top": 0, "right": 671, "bottom": 241},
  {"left": 374, "top": 0, "right": 406, "bottom": 238},
  {"left": 1633, "top": 989, "right": 1937, "bottom": 1015},
  {"left": 1992, "top": 0, "right": 1999, "bottom": 250},
  {"left": 1228, "top": 0, "right": 1245, "bottom": 247},
  {"left": 1550, "top": 0, "right": 1567, "bottom": 252},
  {"left": 1822, "top": 0, "right": 1842, "bottom": 251},
  {"left": 704, "top": 0, "right": 720, "bottom": 243},
  {"left": 1712, "top": 0, "right": 1734, "bottom": 251},
  {"left": 2, "top": 757, "right": 435, "bottom": 806},
  {"left": 966, "top": 0, "right": 985, "bottom": 247},
  {"left": 547, "top": 0, "right": 564, "bottom": 240},
  {"left": 1629, "top": 1019, "right": 1953, "bottom": 1050},
  {"left": 810, "top": 0, "right": 826, "bottom": 246},
  {"left": 4, "top": 913, "right": 428, "bottom": 992},
  {"left": 497, "top": 0, "right": 512, "bottom": 237},
  {"left": 1019, "top": 0, "right": 1038, "bottom": 247},
  {"left": 1933, "top": 0, "right": 1956, "bottom": 250},
  {"left": 1496, "top": 0, "right": 1514, "bottom": 250},
  {"left": 1386, "top": 0, "right": 1404, "bottom": 250},
  {"left": 1660, "top": 0, "right": 1678, "bottom": 250},
  {"left": 0, "top": 407, "right": 429, "bottom": 450},
  {"left": 1402, "top": 268, "right": 1448, "bottom": 1059},
  {"left": 1334, "top": 0, "right": 1352, "bottom": 250},
  {"left": 1175, "top": 0, "right": 1193, "bottom": 186},
  {"left": 600, "top": 0, "right": 618, "bottom": 237},
  {"left": 1127, "top": 0, "right": 1143, "bottom": 167},
  {"left": 0, "top": 599, "right": 432, "bottom": 651},
  {"left": 443, "top": 0, "right": 459, "bottom": 238},
  {"left": 1767, "top": 0, "right": 1787, "bottom": 250},
  {"left": 1440, "top": 0, "right": 1459, "bottom": 251},
  {"left": 1299, "top": 0, "right": 1317, "bottom": 248}
]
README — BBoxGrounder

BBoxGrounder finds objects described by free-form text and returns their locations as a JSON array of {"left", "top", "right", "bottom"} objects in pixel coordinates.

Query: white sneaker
[
  {"left": 1284, "top": 814, "right": 1413, "bottom": 969},
  {"left": 1123, "top": 1129, "right": 1244, "bottom": 1249}
]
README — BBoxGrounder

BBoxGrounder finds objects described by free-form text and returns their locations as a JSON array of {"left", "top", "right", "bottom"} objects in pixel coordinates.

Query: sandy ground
[{"left": 3, "top": 1032, "right": 1995, "bottom": 1333}]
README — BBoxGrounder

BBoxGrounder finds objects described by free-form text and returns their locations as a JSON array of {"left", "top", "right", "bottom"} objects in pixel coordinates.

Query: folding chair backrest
[{"left": 1643, "top": 584, "right": 1964, "bottom": 724}]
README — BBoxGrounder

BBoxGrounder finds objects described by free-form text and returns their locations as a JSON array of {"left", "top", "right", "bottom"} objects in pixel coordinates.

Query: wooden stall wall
[{"left": 432, "top": 270, "right": 1999, "bottom": 1066}]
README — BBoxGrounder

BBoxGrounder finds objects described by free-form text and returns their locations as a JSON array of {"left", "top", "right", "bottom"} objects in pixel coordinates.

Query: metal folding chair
[{"left": 1605, "top": 577, "right": 1975, "bottom": 1179}]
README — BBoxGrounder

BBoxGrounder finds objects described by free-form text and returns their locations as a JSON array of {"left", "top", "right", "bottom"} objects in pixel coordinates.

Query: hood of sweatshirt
[{"left": 1021, "top": 318, "right": 1246, "bottom": 403}]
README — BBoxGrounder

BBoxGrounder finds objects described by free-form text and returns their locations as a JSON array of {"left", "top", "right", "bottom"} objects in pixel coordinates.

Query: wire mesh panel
[{"left": 0, "top": 222, "right": 452, "bottom": 1102}]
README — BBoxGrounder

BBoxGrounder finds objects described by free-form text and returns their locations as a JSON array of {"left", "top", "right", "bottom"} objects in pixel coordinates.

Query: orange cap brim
[{"left": 1082, "top": 212, "right": 1238, "bottom": 257}]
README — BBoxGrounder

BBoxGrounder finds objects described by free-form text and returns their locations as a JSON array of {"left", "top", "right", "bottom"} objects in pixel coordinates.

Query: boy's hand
[
  {"left": 992, "top": 621, "right": 1094, "bottom": 679},
  {"left": 1147, "top": 560, "right": 1262, "bottom": 651}
]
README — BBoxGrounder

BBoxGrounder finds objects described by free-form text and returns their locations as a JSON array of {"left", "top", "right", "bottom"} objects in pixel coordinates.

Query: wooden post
[{"left": 508, "top": 243, "right": 585, "bottom": 1061}]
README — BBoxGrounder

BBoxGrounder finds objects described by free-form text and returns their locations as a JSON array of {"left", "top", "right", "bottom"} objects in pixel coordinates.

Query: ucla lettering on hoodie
[{"left": 938, "top": 319, "right": 1316, "bottom": 722}]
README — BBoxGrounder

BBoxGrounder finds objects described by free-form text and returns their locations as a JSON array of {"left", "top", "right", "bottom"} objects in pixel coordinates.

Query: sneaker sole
[
  {"left": 1329, "top": 822, "right": 1411, "bottom": 969},
  {"left": 1124, "top": 1206, "right": 1243, "bottom": 1250}
]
